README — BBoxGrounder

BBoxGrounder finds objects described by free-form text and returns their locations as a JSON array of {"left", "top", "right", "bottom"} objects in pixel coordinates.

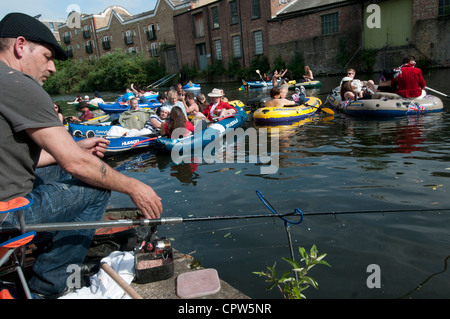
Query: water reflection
[{"left": 52, "top": 69, "right": 450, "bottom": 298}]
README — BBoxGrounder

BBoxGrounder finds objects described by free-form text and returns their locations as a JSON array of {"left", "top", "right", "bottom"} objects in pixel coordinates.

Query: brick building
[
  {"left": 58, "top": 1, "right": 191, "bottom": 73},
  {"left": 173, "top": 0, "right": 450, "bottom": 76}
]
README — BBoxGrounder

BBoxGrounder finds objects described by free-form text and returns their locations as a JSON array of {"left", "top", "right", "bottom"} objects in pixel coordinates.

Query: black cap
[{"left": 0, "top": 12, "right": 68, "bottom": 61}]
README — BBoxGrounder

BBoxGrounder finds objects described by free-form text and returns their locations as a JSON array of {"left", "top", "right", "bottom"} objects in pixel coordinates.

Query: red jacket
[
  {"left": 202, "top": 100, "right": 236, "bottom": 121},
  {"left": 392, "top": 64, "right": 426, "bottom": 98}
]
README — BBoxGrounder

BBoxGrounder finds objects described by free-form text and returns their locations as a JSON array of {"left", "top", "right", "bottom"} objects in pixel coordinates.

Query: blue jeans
[{"left": 3, "top": 165, "right": 111, "bottom": 296}]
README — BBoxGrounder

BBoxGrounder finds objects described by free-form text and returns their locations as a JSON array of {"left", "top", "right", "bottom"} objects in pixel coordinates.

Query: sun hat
[
  {"left": 341, "top": 77, "right": 353, "bottom": 82},
  {"left": 207, "top": 88, "right": 223, "bottom": 97},
  {"left": 160, "top": 106, "right": 171, "bottom": 113},
  {"left": 0, "top": 12, "right": 68, "bottom": 61}
]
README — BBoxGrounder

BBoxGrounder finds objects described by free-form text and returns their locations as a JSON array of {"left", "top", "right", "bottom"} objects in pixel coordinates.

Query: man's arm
[{"left": 27, "top": 126, "right": 162, "bottom": 219}]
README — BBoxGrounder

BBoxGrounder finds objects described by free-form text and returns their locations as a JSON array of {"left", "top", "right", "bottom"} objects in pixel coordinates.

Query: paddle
[
  {"left": 425, "top": 86, "right": 450, "bottom": 98},
  {"left": 295, "top": 87, "right": 334, "bottom": 115},
  {"left": 307, "top": 102, "right": 335, "bottom": 115},
  {"left": 255, "top": 70, "right": 268, "bottom": 86}
]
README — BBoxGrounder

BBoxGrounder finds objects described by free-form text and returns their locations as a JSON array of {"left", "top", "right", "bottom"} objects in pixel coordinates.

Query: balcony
[
  {"left": 62, "top": 35, "right": 71, "bottom": 44},
  {"left": 83, "top": 30, "right": 90, "bottom": 39},
  {"left": 102, "top": 40, "right": 111, "bottom": 50},
  {"left": 124, "top": 35, "right": 134, "bottom": 45},
  {"left": 146, "top": 30, "right": 156, "bottom": 41},
  {"left": 85, "top": 45, "right": 93, "bottom": 54}
]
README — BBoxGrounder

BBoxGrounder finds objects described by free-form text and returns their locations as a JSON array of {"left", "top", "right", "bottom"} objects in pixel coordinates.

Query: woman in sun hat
[{"left": 202, "top": 88, "right": 236, "bottom": 121}]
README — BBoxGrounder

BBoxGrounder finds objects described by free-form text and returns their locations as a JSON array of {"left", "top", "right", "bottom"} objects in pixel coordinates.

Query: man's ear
[{"left": 13, "top": 36, "right": 27, "bottom": 59}]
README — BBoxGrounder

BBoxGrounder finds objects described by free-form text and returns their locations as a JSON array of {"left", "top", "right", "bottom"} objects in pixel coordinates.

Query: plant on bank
[{"left": 253, "top": 245, "right": 330, "bottom": 299}]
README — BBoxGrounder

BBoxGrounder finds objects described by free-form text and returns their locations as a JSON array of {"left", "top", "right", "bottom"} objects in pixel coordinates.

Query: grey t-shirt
[{"left": 0, "top": 60, "right": 63, "bottom": 201}]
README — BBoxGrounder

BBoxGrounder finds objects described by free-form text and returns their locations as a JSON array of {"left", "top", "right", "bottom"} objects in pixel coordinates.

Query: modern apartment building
[{"left": 58, "top": 0, "right": 191, "bottom": 73}]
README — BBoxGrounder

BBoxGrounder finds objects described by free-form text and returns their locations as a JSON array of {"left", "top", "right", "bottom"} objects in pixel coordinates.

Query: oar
[
  {"left": 255, "top": 70, "right": 268, "bottom": 86},
  {"left": 425, "top": 86, "right": 450, "bottom": 98},
  {"left": 309, "top": 102, "right": 335, "bottom": 115},
  {"left": 296, "top": 87, "right": 334, "bottom": 115}
]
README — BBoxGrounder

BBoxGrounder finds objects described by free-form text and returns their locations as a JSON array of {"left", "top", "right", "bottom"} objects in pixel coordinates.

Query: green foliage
[
  {"left": 227, "top": 57, "right": 245, "bottom": 79},
  {"left": 335, "top": 38, "right": 350, "bottom": 70},
  {"left": 360, "top": 49, "right": 377, "bottom": 74},
  {"left": 287, "top": 51, "right": 305, "bottom": 80},
  {"left": 249, "top": 55, "right": 270, "bottom": 77},
  {"left": 253, "top": 245, "right": 330, "bottom": 299},
  {"left": 43, "top": 51, "right": 165, "bottom": 94},
  {"left": 206, "top": 59, "right": 226, "bottom": 82},
  {"left": 273, "top": 54, "right": 286, "bottom": 71},
  {"left": 180, "top": 63, "right": 198, "bottom": 84}
]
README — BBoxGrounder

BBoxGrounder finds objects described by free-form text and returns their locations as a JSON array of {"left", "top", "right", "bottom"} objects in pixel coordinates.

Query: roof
[{"left": 277, "top": 0, "right": 352, "bottom": 17}]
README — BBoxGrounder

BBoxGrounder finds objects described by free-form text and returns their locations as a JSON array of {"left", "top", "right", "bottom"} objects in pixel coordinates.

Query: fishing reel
[{"left": 135, "top": 225, "right": 172, "bottom": 259}]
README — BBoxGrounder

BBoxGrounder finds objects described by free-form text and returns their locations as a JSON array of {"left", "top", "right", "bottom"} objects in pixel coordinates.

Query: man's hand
[
  {"left": 77, "top": 137, "right": 110, "bottom": 158},
  {"left": 128, "top": 181, "right": 163, "bottom": 219}
]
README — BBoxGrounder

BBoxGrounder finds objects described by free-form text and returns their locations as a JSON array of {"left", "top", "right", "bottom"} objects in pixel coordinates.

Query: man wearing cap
[
  {"left": 0, "top": 13, "right": 162, "bottom": 298},
  {"left": 202, "top": 88, "right": 236, "bottom": 121}
]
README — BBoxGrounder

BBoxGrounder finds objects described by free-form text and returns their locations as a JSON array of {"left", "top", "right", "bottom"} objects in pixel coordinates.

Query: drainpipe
[
  {"left": 91, "top": 18, "right": 100, "bottom": 59},
  {"left": 238, "top": 0, "right": 245, "bottom": 67},
  {"left": 137, "top": 21, "right": 143, "bottom": 53}
]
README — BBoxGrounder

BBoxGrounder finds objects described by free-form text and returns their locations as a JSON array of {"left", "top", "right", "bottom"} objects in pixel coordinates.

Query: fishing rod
[
  {"left": 1, "top": 191, "right": 448, "bottom": 234},
  {"left": 0, "top": 210, "right": 302, "bottom": 233}
]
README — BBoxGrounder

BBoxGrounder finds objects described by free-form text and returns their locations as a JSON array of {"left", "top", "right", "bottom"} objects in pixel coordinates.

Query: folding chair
[{"left": 0, "top": 197, "right": 35, "bottom": 299}]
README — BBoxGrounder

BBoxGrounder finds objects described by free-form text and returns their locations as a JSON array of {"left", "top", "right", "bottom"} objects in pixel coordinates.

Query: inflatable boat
[
  {"left": 253, "top": 97, "right": 322, "bottom": 125},
  {"left": 156, "top": 100, "right": 248, "bottom": 152},
  {"left": 183, "top": 82, "right": 201, "bottom": 92},
  {"left": 98, "top": 101, "right": 161, "bottom": 114},
  {"left": 295, "top": 80, "right": 322, "bottom": 89},
  {"left": 326, "top": 88, "right": 443, "bottom": 117}
]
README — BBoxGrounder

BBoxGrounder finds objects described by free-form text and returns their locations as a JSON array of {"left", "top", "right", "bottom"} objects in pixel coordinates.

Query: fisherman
[{"left": 0, "top": 13, "right": 162, "bottom": 298}]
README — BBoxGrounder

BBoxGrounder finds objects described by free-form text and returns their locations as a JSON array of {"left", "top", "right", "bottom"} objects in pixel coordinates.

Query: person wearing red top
[
  {"left": 71, "top": 101, "right": 94, "bottom": 122},
  {"left": 163, "top": 106, "right": 195, "bottom": 138},
  {"left": 392, "top": 56, "right": 426, "bottom": 98},
  {"left": 202, "top": 88, "right": 236, "bottom": 121}
]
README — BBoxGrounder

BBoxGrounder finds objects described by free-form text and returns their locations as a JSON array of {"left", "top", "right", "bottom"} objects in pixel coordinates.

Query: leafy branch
[{"left": 253, "top": 245, "right": 330, "bottom": 299}]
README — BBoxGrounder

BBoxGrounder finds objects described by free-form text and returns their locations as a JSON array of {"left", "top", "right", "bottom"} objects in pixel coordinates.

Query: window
[
  {"left": 83, "top": 25, "right": 90, "bottom": 39},
  {"left": 102, "top": 36, "right": 111, "bottom": 50},
  {"left": 321, "top": 12, "right": 339, "bottom": 35},
  {"left": 150, "top": 43, "right": 159, "bottom": 57},
  {"left": 230, "top": 1, "right": 239, "bottom": 25},
  {"left": 85, "top": 40, "right": 93, "bottom": 53},
  {"left": 124, "top": 30, "right": 134, "bottom": 45},
  {"left": 439, "top": 0, "right": 450, "bottom": 15},
  {"left": 252, "top": 0, "right": 261, "bottom": 19},
  {"left": 147, "top": 24, "right": 156, "bottom": 40},
  {"left": 63, "top": 31, "right": 71, "bottom": 44},
  {"left": 194, "top": 13, "right": 204, "bottom": 38},
  {"left": 214, "top": 39, "right": 222, "bottom": 60},
  {"left": 232, "top": 35, "right": 241, "bottom": 58},
  {"left": 254, "top": 30, "right": 263, "bottom": 55},
  {"left": 211, "top": 7, "right": 219, "bottom": 29}
]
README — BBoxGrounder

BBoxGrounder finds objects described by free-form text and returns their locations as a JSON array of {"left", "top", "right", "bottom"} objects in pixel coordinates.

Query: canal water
[{"left": 54, "top": 68, "right": 450, "bottom": 299}]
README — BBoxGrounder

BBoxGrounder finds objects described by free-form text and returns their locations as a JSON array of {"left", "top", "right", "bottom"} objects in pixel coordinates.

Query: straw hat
[{"left": 207, "top": 88, "right": 223, "bottom": 97}]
